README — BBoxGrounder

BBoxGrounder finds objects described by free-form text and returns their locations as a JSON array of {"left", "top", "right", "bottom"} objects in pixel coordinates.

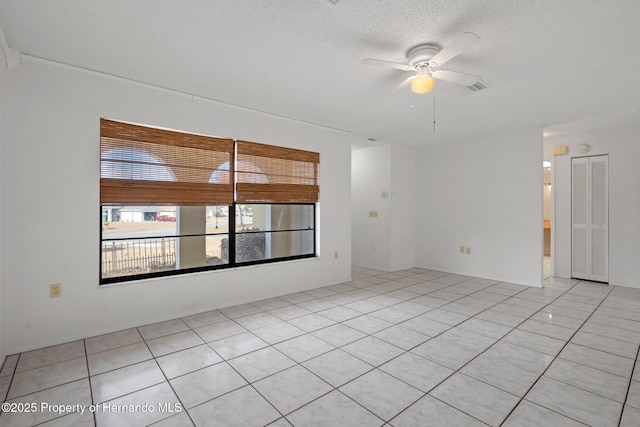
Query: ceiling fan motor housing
[{"left": 407, "top": 43, "right": 440, "bottom": 68}]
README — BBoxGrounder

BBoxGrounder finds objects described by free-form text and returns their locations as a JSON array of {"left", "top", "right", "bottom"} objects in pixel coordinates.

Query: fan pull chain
[{"left": 433, "top": 98, "right": 436, "bottom": 133}]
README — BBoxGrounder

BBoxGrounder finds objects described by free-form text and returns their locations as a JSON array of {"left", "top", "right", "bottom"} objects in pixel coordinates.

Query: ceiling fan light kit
[
  {"left": 410, "top": 73, "right": 435, "bottom": 94},
  {"left": 362, "top": 32, "right": 482, "bottom": 95}
]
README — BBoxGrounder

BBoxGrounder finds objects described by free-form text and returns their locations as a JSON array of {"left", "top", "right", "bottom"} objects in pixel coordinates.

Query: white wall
[
  {"left": 5, "top": 60, "right": 351, "bottom": 353},
  {"left": 389, "top": 144, "right": 416, "bottom": 271},
  {"left": 415, "top": 128, "right": 543, "bottom": 286},
  {"left": 351, "top": 144, "right": 416, "bottom": 272},
  {"left": 546, "top": 125, "right": 640, "bottom": 287},
  {"left": 351, "top": 145, "right": 392, "bottom": 270},
  {"left": 0, "top": 48, "right": 8, "bottom": 362}
]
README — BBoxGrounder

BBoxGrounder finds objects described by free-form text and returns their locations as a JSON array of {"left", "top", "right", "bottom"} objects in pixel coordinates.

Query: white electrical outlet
[{"left": 50, "top": 283, "right": 61, "bottom": 298}]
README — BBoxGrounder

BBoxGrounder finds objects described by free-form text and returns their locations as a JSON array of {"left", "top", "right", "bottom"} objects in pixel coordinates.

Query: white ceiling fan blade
[
  {"left": 387, "top": 75, "right": 414, "bottom": 95},
  {"left": 362, "top": 58, "right": 413, "bottom": 71},
  {"left": 429, "top": 32, "right": 480, "bottom": 67},
  {"left": 432, "top": 69, "right": 481, "bottom": 86}
]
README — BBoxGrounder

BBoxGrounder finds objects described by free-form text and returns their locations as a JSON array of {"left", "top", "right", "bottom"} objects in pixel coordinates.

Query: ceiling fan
[{"left": 362, "top": 32, "right": 482, "bottom": 95}]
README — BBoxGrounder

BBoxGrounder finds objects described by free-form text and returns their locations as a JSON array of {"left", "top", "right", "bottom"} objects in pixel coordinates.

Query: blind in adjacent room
[
  {"left": 235, "top": 140, "right": 320, "bottom": 203},
  {"left": 100, "top": 118, "right": 234, "bottom": 206}
]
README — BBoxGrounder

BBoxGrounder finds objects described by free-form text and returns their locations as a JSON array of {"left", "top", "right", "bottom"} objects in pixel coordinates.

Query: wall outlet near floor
[
  {"left": 466, "top": 247, "right": 471, "bottom": 255},
  {"left": 50, "top": 283, "right": 62, "bottom": 298},
  {"left": 460, "top": 246, "right": 465, "bottom": 254}
]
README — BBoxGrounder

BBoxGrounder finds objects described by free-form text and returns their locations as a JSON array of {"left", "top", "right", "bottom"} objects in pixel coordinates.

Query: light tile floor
[
  {"left": 543, "top": 255, "right": 551, "bottom": 279},
  {"left": 1, "top": 267, "right": 640, "bottom": 426}
]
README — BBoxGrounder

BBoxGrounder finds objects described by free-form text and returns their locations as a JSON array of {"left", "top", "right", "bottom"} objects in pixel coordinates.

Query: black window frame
[{"left": 99, "top": 202, "right": 317, "bottom": 285}]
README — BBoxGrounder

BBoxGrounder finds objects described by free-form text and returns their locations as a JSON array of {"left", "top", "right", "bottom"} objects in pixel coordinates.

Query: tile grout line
[
  {"left": 136, "top": 328, "right": 195, "bottom": 426},
  {"left": 277, "top": 293, "right": 451, "bottom": 423},
  {"left": 287, "top": 274, "right": 533, "bottom": 425},
  {"left": 253, "top": 295, "right": 420, "bottom": 425},
  {"left": 0, "top": 353, "right": 20, "bottom": 422},
  {"left": 372, "top": 272, "right": 549, "bottom": 425},
  {"left": 302, "top": 277, "right": 491, "bottom": 374},
  {"left": 220, "top": 344, "right": 289, "bottom": 423},
  {"left": 497, "top": 281, "right": 616, "bottom": 426},
  {"left": 180, "top": 312, "right": 276, "bottom": 416},
  {"left": 85, "top": 337, "right": 187, "bottom": 423},
  {"left": 382, "top": 279, "right": 582, "bottom": 426},
  {"left": 84, "top": 339, "right": 98, "bottom": 427},
  {"left": 192, "top": 308, "right": 341, "bottom": 425},
  {"left": 206, "top": 321, "right": 386, "bottom": 425},
  {"left": 192, "top": 317, "right": 385, "bottom": 425},
  {"left": 383, "top": 285, "right": 548, "bottom": 425},
  {"left": 617, "top": 342, "right": 640, "bottom": 427},
  {"left": 362, "top": 277, "right": 580, "bottom": 426},
  {"left": 252, "top": 271, "right": 486, "bottom": 424}
]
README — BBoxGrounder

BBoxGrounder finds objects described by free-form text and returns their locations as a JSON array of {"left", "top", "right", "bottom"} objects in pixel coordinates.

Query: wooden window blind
[
  {"left": 236, "top": 141, "right": 320, "bottom": 203},
  {"left": 100, "top": 119, "right": 234, "bottom": 206}
]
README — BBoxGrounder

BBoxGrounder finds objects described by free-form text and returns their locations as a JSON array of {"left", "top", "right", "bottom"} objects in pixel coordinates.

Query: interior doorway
[{"left": 543, "top": 160, "right": 552, "bottom": 279}]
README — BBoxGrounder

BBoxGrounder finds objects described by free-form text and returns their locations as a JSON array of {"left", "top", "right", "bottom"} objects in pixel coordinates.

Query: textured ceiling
[{"left": 1, "top": 0, "right": 639, "bottom": 147}]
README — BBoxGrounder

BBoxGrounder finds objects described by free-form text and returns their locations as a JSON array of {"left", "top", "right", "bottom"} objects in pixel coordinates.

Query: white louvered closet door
[
  {"left": 572, "top": 158, "right": 589, "bottom": 279},
  {"left": 589, "top": 156, "right": 608, "bottom": 282},
  {"left": 572, "top": 155, "right": 608, "bottom": 282}
]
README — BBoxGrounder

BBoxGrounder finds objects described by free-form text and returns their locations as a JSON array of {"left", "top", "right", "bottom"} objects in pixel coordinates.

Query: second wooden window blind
[{"left": 236, "top": 140, "right": 319, "bottom": 203}]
